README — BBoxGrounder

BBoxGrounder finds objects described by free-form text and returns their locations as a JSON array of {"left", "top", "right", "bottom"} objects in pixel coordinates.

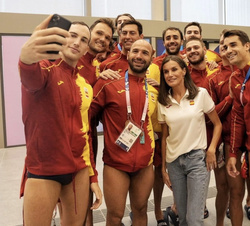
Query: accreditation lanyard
[
  {"left": 117, "top": 43, "right": 122, "bottom": 52},
  {"left": 240, "top": 67, "right": 250, "bottom": 106},
  {"left": 125, "top": 71, "right": 149, "bottom": 130}
]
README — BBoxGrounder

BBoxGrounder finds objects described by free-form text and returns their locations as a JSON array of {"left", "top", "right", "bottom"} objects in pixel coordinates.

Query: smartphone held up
[{"left": 47, "top": 14, "right": 72, "bottom": 55}]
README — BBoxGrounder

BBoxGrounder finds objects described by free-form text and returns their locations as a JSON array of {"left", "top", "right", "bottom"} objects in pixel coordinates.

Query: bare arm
[
  {"left": 161, "top": 123, "right": 172, "bottom": 190},
  {"left": 90, "top": 182, "right": 103, "bottom": 210},
  {"left": 206, "top": 109, "right": 222, "bottom": 171},
  {"left": 227, "top": 157, "right": 239, "bottom": 178}
]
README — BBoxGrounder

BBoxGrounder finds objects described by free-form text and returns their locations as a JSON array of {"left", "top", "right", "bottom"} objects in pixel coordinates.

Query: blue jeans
[{"left": 167, "top": 149, "right": 210, "bottom": 226}]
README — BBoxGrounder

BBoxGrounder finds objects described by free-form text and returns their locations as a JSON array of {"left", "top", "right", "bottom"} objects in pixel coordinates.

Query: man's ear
[
  {"left": 203, "top": 45, "right": 207, "bottom": 54},
  {"left": 245, "top": 42, "right": 250, "bottom": 52},
  {"left": 151, "top": 49, "right": 156, "bottom": 58}
]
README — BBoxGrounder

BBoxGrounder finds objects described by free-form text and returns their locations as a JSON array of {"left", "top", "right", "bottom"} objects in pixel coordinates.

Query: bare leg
[
  {"left": 246, "top": 179, "right": 250, "bottom": 206},
  {"left": 84, "top": 191, "right": 93, "bottom": 226},
  {"left": 247, "top": 151, "right": 250, "bottom": 206},
  {"left": 171, "top": 203, "right": 178, "bottom": 214},
  {"left": 153, "top": 165, "right": 165, "bottom": 221},
  {"left": 59, "top": 167, "right": 90, "bottom": 226},
  {"left": 214, "top": 165, "right": 229, "bottom": 226},
  {"left": 103, "top": 165, "right": 130, "bottom": 226},
  {"left": 129, "top": 164, "right": 154, "bottom": 226},
  {"left": 84, "top": 125, "right": 98, "bottom": 226},
  {"left": 23, "top": 179, "right": 61, "bottom": 226},
  {"left": 226, "top": 145, "right": 245, "bottom": 226},
  {"left": 245, "top": 176, "right": 250, "bottom": 220}
]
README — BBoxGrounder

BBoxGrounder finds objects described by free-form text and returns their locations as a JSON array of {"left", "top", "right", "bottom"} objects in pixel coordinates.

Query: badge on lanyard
[
  {"left": 115, "top": 121, "right": 142, "bottom": 152},
  {"left": 140, "top": 131, "right": 145, "bottom": 144},
  {"left": 115, "top": 71, "right": 148, "bottom": 151}
]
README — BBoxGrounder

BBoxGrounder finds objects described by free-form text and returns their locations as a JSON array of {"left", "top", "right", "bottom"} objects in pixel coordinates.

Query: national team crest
[
  {"left": 84, "top": 87, "right": 89, "bottom": 98},
  {"left": 150, "top": 93, "right": 155, "bottom": 102}
]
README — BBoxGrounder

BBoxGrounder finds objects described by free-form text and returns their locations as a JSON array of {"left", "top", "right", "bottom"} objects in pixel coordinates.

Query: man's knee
[
  {"left": 216, "top": 181, "right": 229, "bottom": 194},
  {"left": 106, "top": 209, "right": 124, "bottom": 224},
  {"left": 230, "top": 188, "right": 245, "bottom": 201},
  {"left": 131, "top": 202, "right": 148, "bottom": 215}
]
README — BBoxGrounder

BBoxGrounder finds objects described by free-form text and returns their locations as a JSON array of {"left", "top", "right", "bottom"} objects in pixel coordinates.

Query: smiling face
[
  {"left": 127, "top": 40, "right": 153, "bottom": 76},
  {"left": 162, "top": 60, "right": 186, "bottom": 88},
  {"left": 116, "top": 15, "right": 132, "bottom": 35},
  {"left": 163, "top": 29, "right": 183, "bottom": 55},
  {"left": 184, "top": 25, "right": 202, "bottom": 41},
  {"left": 223, "top": 35, "right": 250, "bottom": 69},
  {"left": 219, "top": 35, "right": 226, "bottom": 58},
  {"left": 62, "top": 23, "right": 90, "bottom": 66},
  {"left": 88, "top": 22, "right": 112, "bottom": 55},
  {"left": 186, "top": 39, "right": 206, "bottom": 65},
  {"left": 218, "top": 34, "right": 231, "bottom": 66},
  {"left": 120, "top": 24, "right": 143, "bottom": 53}
]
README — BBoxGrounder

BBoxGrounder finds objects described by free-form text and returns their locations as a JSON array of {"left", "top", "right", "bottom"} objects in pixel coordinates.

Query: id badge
[
  {"left": 140, "top": 131, "right": 145, "bottom": 144},
  {"left": 115, "top": 121, "right": 142, "bottom": 152}
]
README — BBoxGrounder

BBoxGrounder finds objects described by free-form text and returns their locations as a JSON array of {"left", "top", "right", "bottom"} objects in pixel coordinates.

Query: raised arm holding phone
[{"left": 19, "top": 15, "right": 102, "bottom": 226}]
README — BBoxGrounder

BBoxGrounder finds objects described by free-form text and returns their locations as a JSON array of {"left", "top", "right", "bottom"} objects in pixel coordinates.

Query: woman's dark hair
[{"left": 158, "top": 55, "right": 199, "bottom": 106}]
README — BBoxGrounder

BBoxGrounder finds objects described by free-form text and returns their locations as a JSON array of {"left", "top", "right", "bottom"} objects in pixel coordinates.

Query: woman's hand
[
  {"left": 162, "top": 170, "right": 172, "bottom": 191},
  {"left": 206, "top": 148, "right": 217, "bottom": 171}
]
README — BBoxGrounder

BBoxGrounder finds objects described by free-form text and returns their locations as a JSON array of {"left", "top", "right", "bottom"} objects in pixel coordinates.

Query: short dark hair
[
  {"left": 158, "top": 55, "right": 198, "bottom": 106},
  {"left": 184, "top": 21, "right": 202, "bottom": 35},
  {"left": 224, "top": 30, "right": 250, "bottom": 47},
  {"left": 220, "top": 29, "right": 229, "bottom": 37},
  {"left": 72, "top": 21, "right": 89, "bottom": 29},
  {"left": 185, "top": 37, "right": 205, "bottom": 48},
  {"left": 162, "top": 27, "right": 183, "bottom": 41},
  {"left": 120, "top": 20, "right": 143, "bottom": 35},
  {"left": 71, "top": 21, "right": 90, "bottom": 43},
  {"left": 219, "top": 29, "right": 229, "bottom": 45},
  {"left": 114, "top": 13, "right": 135, "bottom": 27},
  {"left": 89, "top": 18, "right": 115, "bottom": 34}
]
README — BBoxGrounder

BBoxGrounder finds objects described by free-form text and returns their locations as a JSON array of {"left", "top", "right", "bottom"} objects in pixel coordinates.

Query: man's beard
[
  {"left": 188, "top": 54, "right": 205, "bottom": 65},
  {"left": 128, "top": 59, "right": 150, "bottom": 74},
  {"left": 89, "top": 42, "right": 105, "bottom": 55},
  {"left": 166, "top": 46, "right": 181, "bottom": 55}
]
